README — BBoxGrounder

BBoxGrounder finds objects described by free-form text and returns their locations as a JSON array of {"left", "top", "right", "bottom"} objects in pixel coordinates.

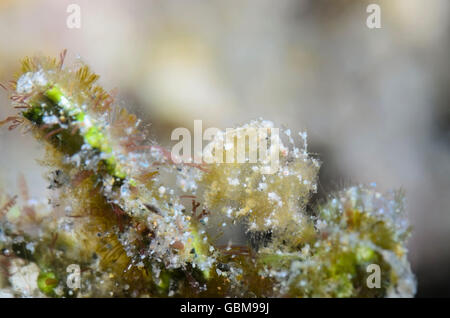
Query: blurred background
[{"left": 0, "top": 0, "right": 448, "bottom": 297}]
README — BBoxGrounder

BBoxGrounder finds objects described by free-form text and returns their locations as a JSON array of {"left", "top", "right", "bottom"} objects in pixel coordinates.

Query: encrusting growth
[{"left": 0, "top": 51, "right": 416, "bottom": 297}]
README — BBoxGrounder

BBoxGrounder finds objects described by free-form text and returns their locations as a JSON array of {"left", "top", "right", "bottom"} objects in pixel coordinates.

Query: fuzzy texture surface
[{"left": 0, "top": 52, "right": 416, "bottom": 297}]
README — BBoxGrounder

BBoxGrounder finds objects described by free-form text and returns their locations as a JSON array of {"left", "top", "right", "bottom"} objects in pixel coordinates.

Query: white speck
[
  {"left": 316, "top": 220, "right": 327, "bottom": 231},
  {"left": 26, "top": 242, "right": 35, "bottom": 253},
  {"left": 268, "top": 192, "right": 280, "bottom": 201},
  {"left": 83, "top": 115, "right": 93, "bottom": 128},
  {"left": 268, "top": 192, "right": 282, "bottom": 206},
  {"left": 43, "top": 115, "right": 60, "bottom": 125},
  {"left": 9, "top": 261, "right": 40, "bottom": 297},
  {"left": 120, "top": 185, "right": 130, "bottom": 197},
  {"left": 16, "top": 70, "right": 48, "bottom": 94},
  {"left": 261, "top": 120, "right": 274, "bottom": 128},
  {"left": 135, "top": 119, "right": 141, "bottom": 128},
  {"left": 59, "top": 96, "right": 71, "bottom": 109},
  {"left": 16, "top": 73, "right": 34, "bottom": 93},
  {"left": 257, "top": 182, "right": 267, "bottom": 191},
  {"left": 298, "top": 131, "right": 308, "bottom": 153}
]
